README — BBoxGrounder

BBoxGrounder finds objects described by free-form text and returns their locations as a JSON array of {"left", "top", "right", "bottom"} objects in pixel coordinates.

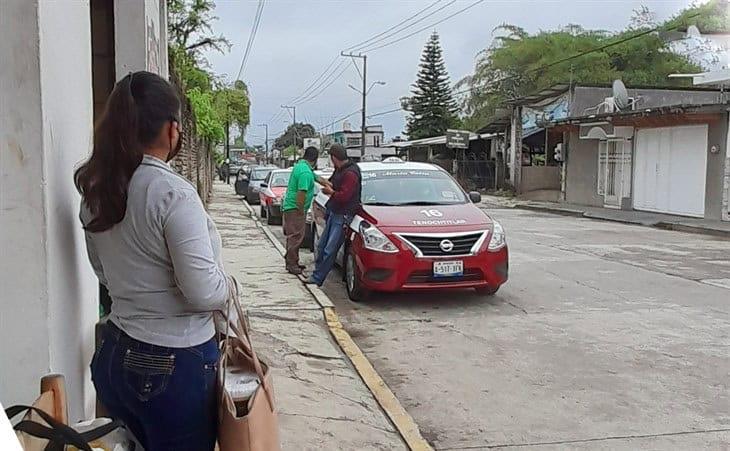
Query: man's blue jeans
[
  {"left": 91, "top": 321, "right": 218, "bottom": 451},
  {"left": 311, "top": 212, "right": 348, "bottom": 285}
]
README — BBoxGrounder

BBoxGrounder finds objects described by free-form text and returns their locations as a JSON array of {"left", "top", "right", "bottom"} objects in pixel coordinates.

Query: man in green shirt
[{"left": 282, "top": 147, "right": 329, "bottom": 274}]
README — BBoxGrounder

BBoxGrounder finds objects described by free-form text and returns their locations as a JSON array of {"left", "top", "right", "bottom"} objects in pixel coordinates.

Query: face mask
[{"left": 167, "top": 121, "right": 182, "bottom": 162}]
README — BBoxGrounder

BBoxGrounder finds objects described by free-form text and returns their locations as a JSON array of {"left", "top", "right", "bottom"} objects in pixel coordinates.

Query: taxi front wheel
[{"left": 345, "top": 251, "right": 369, "bottom": 302}]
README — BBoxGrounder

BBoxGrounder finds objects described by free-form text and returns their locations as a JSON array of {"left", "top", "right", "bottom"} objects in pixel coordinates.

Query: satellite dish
[
  {"left": 686, "top": 25, "right": 701, "bottom": 39},
  {"left": 612, "top": 79, "right": 630, "bottom": 110}
]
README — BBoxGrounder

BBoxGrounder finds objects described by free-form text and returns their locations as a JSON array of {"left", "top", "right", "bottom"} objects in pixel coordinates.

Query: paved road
[{"left": 263, "top": 207, "right": 730, "bottom": 450}]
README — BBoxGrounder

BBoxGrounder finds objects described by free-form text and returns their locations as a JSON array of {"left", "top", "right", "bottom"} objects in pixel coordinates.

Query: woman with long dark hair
[{"left": 76, "top": 71, "right": 229, "bottom": 450}]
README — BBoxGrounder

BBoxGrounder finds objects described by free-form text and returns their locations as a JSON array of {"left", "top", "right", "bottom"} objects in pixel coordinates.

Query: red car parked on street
[
  {"left": 258, "top": 169, "right": 291, "bottom": 225},
  {"left": 312, "top": 158, "right": 508, "bottom": 301}
]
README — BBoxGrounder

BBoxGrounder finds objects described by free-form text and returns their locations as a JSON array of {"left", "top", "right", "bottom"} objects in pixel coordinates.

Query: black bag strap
[
  {"left": 5, "top": 405, "right": 124, "bottom": 450},
  {"left": 79, "top": 418, "right": 125, "bottom": 442},
  {"left": 5, "top": 405, "right": 92, "bottom": 451}
]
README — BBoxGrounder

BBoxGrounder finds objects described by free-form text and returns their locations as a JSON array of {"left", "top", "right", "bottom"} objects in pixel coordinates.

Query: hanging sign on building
[
  {"left": 303, "top": 137, "right": 321, "bottom": 150},
  {"left": 446, "top": 129, "right": 470, "bottom": 149}
]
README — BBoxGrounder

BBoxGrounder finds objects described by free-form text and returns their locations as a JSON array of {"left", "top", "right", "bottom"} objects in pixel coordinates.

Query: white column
[
  {"left": 510, "top": 107, "right": 523, "bottom": 193},
  {"left": 722, "top": 113, "right": 730, "bottom": 221},
  {"left": 1, "top": 0, "right": 97, "bottom": 420}
]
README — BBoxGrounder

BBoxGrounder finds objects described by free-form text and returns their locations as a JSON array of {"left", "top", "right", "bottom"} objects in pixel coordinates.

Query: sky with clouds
[{"left": 204, "top": 0, "right": 694, "bottom": 146}]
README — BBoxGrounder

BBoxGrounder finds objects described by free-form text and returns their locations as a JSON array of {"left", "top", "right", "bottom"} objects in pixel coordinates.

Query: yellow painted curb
[
  {"left": 323, "top": 307, "right": 434, "bottom": 451},
  {"left": 241, "top": 197, "right": 433, "bottom": 450}
]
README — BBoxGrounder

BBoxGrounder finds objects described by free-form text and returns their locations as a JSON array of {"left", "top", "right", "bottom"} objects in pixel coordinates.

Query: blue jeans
[
  {"left": 91, "top": 321, "right": 219, "bottom": 451},
  {"left": 311, "top": 213, "right": 348, "bottom": 285}
]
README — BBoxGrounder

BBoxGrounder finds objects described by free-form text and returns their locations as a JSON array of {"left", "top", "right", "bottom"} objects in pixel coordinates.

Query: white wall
[
  {"left": 0, "top": 0, "right": 96, "bottom": 421},
  {"left": 0, "top": 0, "right": 51, "bottom": 414},
  {"left": 115, "top": 0, "right": 168, "bottom": 79},
  {"left": 39, "top": 0, "right": 97, "bottom": 421}
]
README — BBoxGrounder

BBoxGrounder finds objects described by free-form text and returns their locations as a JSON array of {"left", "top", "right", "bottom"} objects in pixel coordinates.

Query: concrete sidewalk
[
  {"left": 481, "top": 195, "right": 730, "bottom": 238},
  {"left": 208, "top": 182, "right": 405, "bottom": 450}
]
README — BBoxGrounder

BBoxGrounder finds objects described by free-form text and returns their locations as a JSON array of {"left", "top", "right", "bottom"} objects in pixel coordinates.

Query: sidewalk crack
[
  {"left": 284, "top": 351, "right": 343, "bottom": 361},
  {"left": 278, "top": 412, "right": 395, "bottom": 434},
  {"left": 285, "top": 363, "right": 373, "bottom": 411},
  {"left": 438, "top": 427, "right": 730, "bottom": 449}
]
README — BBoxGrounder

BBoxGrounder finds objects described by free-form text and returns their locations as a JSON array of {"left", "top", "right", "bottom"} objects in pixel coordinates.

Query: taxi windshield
[
  {"left": 251, "top": 168, "right": 273, "bottom": 180},
  {"left": 361, "top": 169, "right": 468, "bottom": 206},
  {"left": 270, "top": 172, "right": 291, "bottom": 187}
]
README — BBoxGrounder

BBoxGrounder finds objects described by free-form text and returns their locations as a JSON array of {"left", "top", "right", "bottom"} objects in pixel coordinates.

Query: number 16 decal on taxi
[{"left": 311, "top": 158, "right": 508, "bottom": 302}]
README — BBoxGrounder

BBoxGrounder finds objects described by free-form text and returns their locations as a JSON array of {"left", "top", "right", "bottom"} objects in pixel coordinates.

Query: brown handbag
[{"left": 217, "top": 278, "right": 280, "bottom": 451}]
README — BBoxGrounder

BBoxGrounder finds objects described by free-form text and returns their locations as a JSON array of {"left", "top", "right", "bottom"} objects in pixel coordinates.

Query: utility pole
[
  {"left": 281, "top": 104, "right": 296, "bottom": 126},
  {"left": 342, "top": 52, "right": 367, "bottom": 157},
  {"left": 258, "top": 123, "right": 269, "bottom": 163},
  {"left": 225, "top": 103, "right": 230, "bottom": 160},
  {"left": 225, "top": 120, "right": 230, "bottom": 160}
]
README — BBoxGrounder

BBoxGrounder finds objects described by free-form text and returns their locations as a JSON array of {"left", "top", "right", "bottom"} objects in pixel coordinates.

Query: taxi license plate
[{"left": 433, "top": 260, "right": 463, "bottom": 277}]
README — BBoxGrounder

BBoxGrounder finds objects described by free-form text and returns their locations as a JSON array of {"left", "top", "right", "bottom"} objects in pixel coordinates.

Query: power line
[
  {"left": 294, "top": 62, "right": 352, "bottom": 105},
  {"left": 236, "top": 0, "right": 265, "bottom": 80},
  {"left": 287, "top": 55, "right": 341, "bottom": 104},
  {"left": 350, "top": 57, "right": 363, "bottom": 81},
  {"left": 278, "top": 1, "right": 452, "bottom": 122},
  {"left": 360, "top": 0, "right": 485, "bottom": 53},
  {"left": 276, "top": 1, "right": 456, "bottom": 124},
  {"left": 364, "top": 14, "right": 702, "bottom": 118},
  {"left": 318, "top": 108, "right": 362, "bottom": 132},
  {"left": 295, "top": 59, "right": 349, "bottom": 103},
  {"left": 351, "top": 0, "right": 458, "bottom": 53},
  {"left": 343, "top": 0, "right": 445, "bottom": 53},
  {"left": 367, "top": 107, "right": 403, "bottom": 119}
]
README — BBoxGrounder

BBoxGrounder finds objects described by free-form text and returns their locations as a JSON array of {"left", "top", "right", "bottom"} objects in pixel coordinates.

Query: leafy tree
[
  {"left": 169, "top": 45, "right": 213, "bottom": 92},
  {"left": 457, "top": 6, "right": 709, "bottom": 130},
  {"left": 402, "top": 32, "right": 460, "bottom": 139},
  {"left": 168, "top": 0, "right": 230, "bottom": 57},
  {"left": 186, "top": 87, "right": 225, "bottom": 142},
  {"left": 274, "top": 123, "right": 317, "bottom": 149},
  {"left": 668, "top": 0, "right": 729, "bottom": 34},
  {"left": 283, "top": 145, "right": 299, "bottom": 158},
  {"left": 214, "top": 80, "right": 250, "bottom": 133},
  {"left": 167, "top": 0, "right": 251, "bottom": 144}
]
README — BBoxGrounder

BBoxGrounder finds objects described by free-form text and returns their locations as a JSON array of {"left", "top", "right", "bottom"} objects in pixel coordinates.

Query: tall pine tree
[{"left": 403, "top": 32, "right": 459, "bottom": 140}]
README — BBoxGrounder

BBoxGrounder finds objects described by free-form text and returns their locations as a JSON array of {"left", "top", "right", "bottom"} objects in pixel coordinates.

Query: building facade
[
  {"left": 556, "top": 103, "right": 729, "bottom": 221},
  {"left": 328, "top": 122, "right": 385, "bottom": 149},
  {"left": 481, "top": 84, "right": 727, "bottom": 215},
  {"left": 1, "top": 0, "right": 168, "bottom": 420}
]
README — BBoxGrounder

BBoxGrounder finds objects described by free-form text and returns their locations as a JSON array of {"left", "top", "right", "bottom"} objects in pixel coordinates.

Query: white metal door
[
  {"left": 633, "top": 125, "right": 707, "bottom": 217},
  {"left": 598, "top": 140, "right": 631, "bottom": 207}
]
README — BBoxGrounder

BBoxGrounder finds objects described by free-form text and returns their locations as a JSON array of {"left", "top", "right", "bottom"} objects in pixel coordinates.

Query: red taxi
[
  {"left": 258, "top": 169, "right": 291, "bottom": 225},
  {"left": 312, "top": 159, "right": 508, "bottom": 301}
]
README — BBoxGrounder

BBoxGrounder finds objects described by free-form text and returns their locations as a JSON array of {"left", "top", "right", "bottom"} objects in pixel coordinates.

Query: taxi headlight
[
  {"left": 488, "top": 220, "right": 506, "bottom": 251},
  {"left": 359, "top": 221, "right": 398, "bottom": 253}
]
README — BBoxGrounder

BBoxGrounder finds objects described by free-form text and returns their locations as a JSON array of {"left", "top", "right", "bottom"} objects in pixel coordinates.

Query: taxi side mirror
[{"left": 469, "top": 191, "right": 482, "bottom": 203}]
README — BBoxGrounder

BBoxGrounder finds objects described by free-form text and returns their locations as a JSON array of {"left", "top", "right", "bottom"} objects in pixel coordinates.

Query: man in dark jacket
[{"left": 307, "top": 144, "right": 361, "bottom": 286}]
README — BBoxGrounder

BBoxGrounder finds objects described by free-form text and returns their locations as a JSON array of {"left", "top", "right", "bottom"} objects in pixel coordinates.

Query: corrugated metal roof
[
  {"left": 550, "top": 101, "right": 730, "bottom": 126},
  {"left": 389, "top": 132, "right": 495, "bottom": 149}
]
